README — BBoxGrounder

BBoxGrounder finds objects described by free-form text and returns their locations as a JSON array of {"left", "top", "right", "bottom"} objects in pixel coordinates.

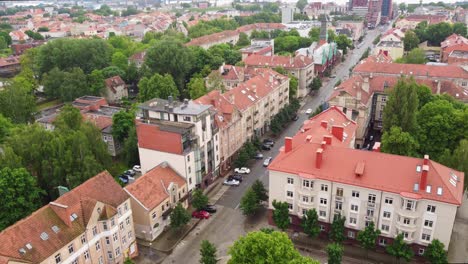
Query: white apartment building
[
  {"left": 268, "top": 117, "right": 464, "bottom": 255},
  {"left": 136, "top": 97, "right": 221, "bottom": 191},
  {"left": 0, "top": 171, "right": 138, "bottom": 264}
]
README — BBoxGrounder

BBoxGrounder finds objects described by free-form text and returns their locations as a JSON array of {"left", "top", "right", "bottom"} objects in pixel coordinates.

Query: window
[
  {"left": 335, "top": 201, "right": 342, "bottom": 210},
  {"left": 427, "top": 205, "right": 436, "bottom": 213},
  {"left": 418, "top": 248, "right": 425, "bottom": 256},
  {"left": 115, "top": 247, "right": 121, "bottom": 257},
  {"left": 188, "top": 167, "right": 191, "bottom": 173},
  {"left": 183, "top": 116, "right": 191, "bottom": 121},
  {"left": 302, "top": 196, "right": 309, "bottom": 203},
  {"left": 111, "top": 218, "right": 115, "bottom": 226},
  {"left": 124, "top": 203, "right": 128, "bottom": 212},
  {"left": 365, "top": 221, "right": 372, "bottom": 227},
  {"left": 287, "top": 178, "right": 294, "bottom": 184},
  {"left": 320, "top": 198, "right": 327, "bottom": 205},
  {"left": 128, "top": 231, "right": 133, "bottom": 239},
  {"left": 405, "top": 200, "right": 415, "bottom": 211},
  {"left": 401, "top": 231, "right": 409, "bottom": 239},
  {"left": 96, "top": 241, "right": 101, "bottom": 251},
  {"left": 351, "top": 204, "right": 358, "bottom": 212},
  {"left": 189, "top": 178, "right": 192, "bottom": 184},
  {"left": 119, "top": 222, "right": 124, "bottom": 230},
  {"left": 321, "top": 184, "right": 328, "bottom": 191},
  {"left": 92, "top": 226, "right": 98, "bottom": 236},
  {"left": 385, "top": 197, "right": 393, "bottom": 204},
  {"left": 302, "top": 209, "right": 307, "bottom": 215},
  {"left": 381, "top": 224, "right": 390, "bottom": 232},
  {"left": 352, "top": 191, "right": 360, "bottom": 198},
  {"left": 303, "top": 180, "right": 310, "bottom": 188},
  {"left": 126, "top": 217, "right": 131, "bottom": 225},
  {"left": 81, "top": 234, "right": 86, "bottom": 244},
  {"left": 424, "top": 220, "right": 434, "bottom": 228},
  {"left": 105, "top": 236, "right": 110, "bottom": 245},
  {"left": 98, "top": 257, "right": 104, "bottom": 264},
  {"left": 108, "top": 251, "right": 113, "bottom": 259},
  {"left": 286, "top": 191, "right": 294, "bottom": 198},
  {"left": 368, "top": 194, "right": 376, "bottom": 204},
  {"left": 422, "top": 233, "right": 431, "bottom": 241},
  {"left": 367, "top": 208, "right": 374, "bottom": 217},
  {"left": 403, "top": 218, "right": 410, "bottom": 225},
  {"left": 162, "top": 205, "right": 165, "bottom": 211},
  {"left": 348, "top": 231, "right": 355, "bottom": 238},
  {"left": 379, "top": 238, "right": 387, "bottom": 246},
  {"left": 118, "top": 207, "right": 122, "bottom": 216},
  {"left": 383, "top": 211, "right": 391, "bottom": 218},
  {"left": 320, "top": 225, "right": 325, "bottom": 231},
  {"left": 68, "top": 244, "right": 74, "bottom": 254},
  {"left": 84, "top": 250, "right": 90, "bottom": 260},
  {"left": 336, "top": 188, "right": 343, "bottom": 197},
  {"left": 319, "top": 210, "right": 326, "bottom": 217},
  {"left": 55, "top": 254, "right": 61, "bottom": 264},
  {"left": 187, "top": 155, "right": 190, "bottom": 162},
  {"left": 103, "top": 222, "right": 108, "bottom": 231},
  {"left": 122, "top": 235, "right": 127, "bottom": 245},
  {"left": 72, "top": 259, "right": 78, "bottom": 264},
  {"left": 349, "top": 217, "right": 357, "bottom": 224},
  {"left": 113, "top": 233, "right": 118, "bottom": 242},
  {"left": 462, "top": 81, "right": 467, "bottom": 87},
  {"left": 288, "top": 203, "right": 293, "bottom": 210}
]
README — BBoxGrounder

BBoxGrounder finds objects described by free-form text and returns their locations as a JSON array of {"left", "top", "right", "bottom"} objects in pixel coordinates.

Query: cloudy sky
[{"left": 307, "top": 0, "right": 460, "bottom": 4}]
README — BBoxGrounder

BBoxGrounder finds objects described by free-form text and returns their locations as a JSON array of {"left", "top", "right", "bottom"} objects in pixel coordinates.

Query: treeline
[{"left": 414, "top": 21, "right": 467, "bottom": 46}]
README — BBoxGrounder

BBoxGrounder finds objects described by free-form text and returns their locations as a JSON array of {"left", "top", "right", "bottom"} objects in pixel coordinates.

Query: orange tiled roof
[
  {"left": 125, "top": 163, "right": 186, "bottom": 210},
  {"left": 244, "top": 54, "right": 314, "bottom": 69},
  {"left": 136, "top": 122, "right": 183, "bottom": 154}
]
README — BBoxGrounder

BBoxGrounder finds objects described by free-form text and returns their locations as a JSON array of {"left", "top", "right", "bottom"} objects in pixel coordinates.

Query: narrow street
[{"left": 151, "top": 28, "right": 387, "bottom": 264}]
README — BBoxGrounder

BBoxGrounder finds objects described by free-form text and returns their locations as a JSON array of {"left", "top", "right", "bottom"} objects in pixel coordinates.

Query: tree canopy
[
  {"left": 329, "top": 215, "right": 346, "bottom": 243},
  {"left": 138, "top": 73, "right": 179, "bottom": 102},
  {"left": 170, "top": 203, "right": 190, "bottom": 229},
  {"left": 302, "top": 209, "right": 320, "bottom": 238},
  {"left": 272, "top": 200, "right": 290, "bottom": 230},
  {"left": 424, "top": 239, "right": 448, "bottom": 264},
  {"left": 200, "top": 240, "right": 218, "bottom": 264},
  {"left": 386, "top": 234, "right": 413, "bottom": 263},
  {"left": 403, "top": 30, "right": 420, "bottom": 51},
  {"left": 192, "top": 189, "right": 209, "bottom": 211}
]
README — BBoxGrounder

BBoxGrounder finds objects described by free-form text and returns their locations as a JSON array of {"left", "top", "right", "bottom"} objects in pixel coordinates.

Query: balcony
[
  {"left": 335, "top": 196, "right": 344, "bottom": 202},
  {"left": 365, "top": 215, "right": 374, "bottom": 222},
  {"left": 395, "top": 221, "right": 417, "bottom": 233},
  {"left": 334, "top": 209, "right": 343, "bottom": 215},
  {"left": 367, "top": 202, "right": 376, "bottom": 208}
]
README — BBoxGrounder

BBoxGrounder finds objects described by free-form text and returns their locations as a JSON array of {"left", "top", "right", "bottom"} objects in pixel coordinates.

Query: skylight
[
  {"left": 18, "top": 248, "right": 26, "bottom": 255},
  {"left": 247, "top": 95, "right": 255, "bottom": 102},
  {"left": 25, "top": 243, "right": 32, "bottom": 250},
  {"left": 437, "top": 187, "right": 443, "bottom": 196},
  {"left": 413, "top": 183, "right": 419, "bottom": 192},
  {"left": 241, "top": 90, "right": 246, "bottom": 94},
  {"left": 70, "top": 213, "right": 78, "bottom": 221},
  {"left": 40, "top": 232, "right": 49, "bottom": 241},
  {"left": 416, "top": 166, "right": 421, "bottom": 172},
  {"left": 52, "top": 225, "right": 60, "bottom": 233},
  {"left": 426, "top": 185, "right": 431, "bottom": 193}
]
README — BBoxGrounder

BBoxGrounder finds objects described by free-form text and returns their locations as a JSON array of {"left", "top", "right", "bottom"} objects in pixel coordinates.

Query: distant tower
[
  {"left": 281, "top": 6, "right": 295, "bottom": 24},
  {"left": 319, "top": 16, "right": 328, "bottom": 45}
]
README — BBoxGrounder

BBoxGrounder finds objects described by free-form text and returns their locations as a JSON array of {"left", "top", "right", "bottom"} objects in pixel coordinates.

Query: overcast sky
[{"left": 313, "top": 0, "right": 460, "bottom": 4}]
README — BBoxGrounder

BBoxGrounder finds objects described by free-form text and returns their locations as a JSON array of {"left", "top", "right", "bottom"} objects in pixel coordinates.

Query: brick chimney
[
  {"left": 323, "top": 135, "right": 332, "bottom": 145},
  {"left": 372, "top": 142, "right": 381, "bottom": 152},
  {"left": 420, "top": 164, "right": 429, "bottom": 190},
  {"left": 316, "top": 148, "right": 323, "bottom": 169},
  {"left": 423, "top": 154, "right": 429, "bottom": 165},
  {"left": 331, "top": 125, "right": 344, "bottom": 141},
  {"left": 321, "top": 120, "right": 328, "bottom": 129},
  {"left": 284, "top": 137, "right": 292, "bottom": 153}
]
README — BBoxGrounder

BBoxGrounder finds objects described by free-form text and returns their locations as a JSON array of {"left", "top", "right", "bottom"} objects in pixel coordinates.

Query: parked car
[
  {"left": 305, "top": 108, "right": 313, "bottom": 114},
  {"left": 124, "top": 169, "right": 136, "bottom": 176},
  {"left": 234, "top": 167, "right": 250, "bottom": 174},
  {"left": 263, "top": 139, "right": 274, "bottom": 146},
  {"left": 263, "top": 157, "right": 273, "bottom": 167},
  {"left": 330, "top": 75, "right": 337, "bottom": 78},
  {"left": 132, "top": 165, "right": 141, "bottom": 172},
  {"left": 202, "top": 204, "right": 217, "bottom": 213},
  {"left": 118, "top": 175, "right": 129, "bottom": 184},
  {"left": 254, "top": 152, "right": 264, "bottom": 159},
  {"left": 229, "top": 174, "right": 243, "bottom": 182},
  {"left": 223, "top": 179, "right": 240, "bottom": 186},
  {"left": 262, "top": 144, "right": 271, "bottom": 150},
  {"left": 292, "top": 115, "right": 299, "bottom": 121},
  {"left": 192, "top": 210, "right": 210, "bottom": 219}
]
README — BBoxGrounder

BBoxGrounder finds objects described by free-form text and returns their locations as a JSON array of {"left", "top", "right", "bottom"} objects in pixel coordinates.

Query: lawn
[{"left": 37, "top": 99, "right": 61, "bottom": 110}]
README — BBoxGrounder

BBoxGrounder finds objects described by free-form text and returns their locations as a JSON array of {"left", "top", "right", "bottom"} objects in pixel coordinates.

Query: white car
[
  {"left": 132, "top": 165, "right": 141, "bottom": 172},
  {"left": 305, "top": 108, "right": 313, "bottom": 114},
  {"left": 263, "top": 157, "right": 272, "bottom": 167},
  {"left": 234, "top": 167, "right": 251, "bottom": 174},
  {"left": 223, "top": 179, "right": 240, "bottom": 186}
]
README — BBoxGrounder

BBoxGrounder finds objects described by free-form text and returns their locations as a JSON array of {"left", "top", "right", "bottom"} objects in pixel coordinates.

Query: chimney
[
  {"left": 321, "top": 141, "right": 326, "bottom": 149},
  {"left": 316, "top": 148, "right": 323, "bottom": 169},
  {"left": 321, "top": 120, "right": 328, "bottom": 129},
  {"left": 168, "top": 95, "right": 173, "bottom": 104},
  {"left": 372, "top": 142, "right": 381, "bottom": 152},
  {"left": 323, "top": 135, "right": 332, "bottom": 145},
  {"left": 423, "top": 154, "right": 429, "bottom": 165},
  {"left": 420, "top": 164, "right": 429, "bottom": 191},
  {"left": 383, "top": 50, "right": 388, "bottom": 56},
  {"left": 183, "top": 98, "right": 189, "bottom": 105},
  {"left": 284, "top": 137, "right": 292, "bottom": 153},
  {"left": 331, "top": 125, "right": 344, "bottom": 141}
]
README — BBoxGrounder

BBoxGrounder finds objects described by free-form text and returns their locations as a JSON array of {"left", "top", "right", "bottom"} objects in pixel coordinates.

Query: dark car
[
  {"left": 262, "top": 144, "right": 271, "bottom": 150},
  {"left": 292, "top": 115, "right": 299, "bottom": 121},
  {"left": 202, "top": 204, "right": 217, "bottom": 213},
  {"left": 229, "top": 174, "right": 243, "bottom": 182},
  {"left": 118, "top": 175, "right": 129, "bottom": 184},
  {"left": 263, "top": 139, "right": 274, "bottom": 146}
]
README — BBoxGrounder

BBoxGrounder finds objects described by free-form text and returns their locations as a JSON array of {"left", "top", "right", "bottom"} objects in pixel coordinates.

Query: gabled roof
[
  {"left": 104, "top": 75, "right": 125, "bottom": 94},
  {"left": 195, "top": 90, "right": 238, "bottom": 129},
  {"left": 125, "top": 162, "right": 186, "bottom": 210},
  {"left": 0, "top": 171, "right": 127, "bottom": 263},
  {"left": 244, "top": 54, "right": 314, "bottom": 69}
]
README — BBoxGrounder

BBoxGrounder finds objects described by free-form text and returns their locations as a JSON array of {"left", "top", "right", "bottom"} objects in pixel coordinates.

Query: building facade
[
  {"left": 0, "top": 171, "right": 138, "bottom": 264},
  {"left": 103, "top": 76, "right": 128, "bottom": 104}
]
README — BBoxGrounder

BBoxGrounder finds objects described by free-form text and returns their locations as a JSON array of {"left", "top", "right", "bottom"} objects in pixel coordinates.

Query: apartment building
[
  {"left": 195, "top": 68, "right": 289, "bottom": 172},
  {"left": 268, "top": 132, "right": 464, "bottom": 255},
  {"left": 103, "top": 76, "right": 128, "bottom": 104},
  {"left": 125, "top": 162, "right": 188, "bottom": 241},
  {"left": 244, "top": 54, "right": 314, "bottom": 98},
  {"left": 373, "top": 41, "right": 403, "bottom": 60},
  {"left": 440, "top": 34, "right": 468, "bottom": 63},
  {"left": 366, "top": 0, "right": 382, "bottom": 28},
  {"left": 0, "top": 171, "right": 138, "bottom": 264},
  {"left": 136, "top": 97, "right": 220, "bottom": 190}
]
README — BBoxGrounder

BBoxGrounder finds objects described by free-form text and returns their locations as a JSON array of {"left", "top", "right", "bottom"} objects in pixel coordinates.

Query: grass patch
[{"left": 37, "top": 99, "right": 61, "bottom": 110}]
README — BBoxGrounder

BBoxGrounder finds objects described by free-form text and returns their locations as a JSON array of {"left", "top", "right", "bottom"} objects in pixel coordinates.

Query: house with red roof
[
  {"left": 395, "top": 14, "right": 448, "bottom": 30},
  {"left": 440, "top": 34, "right": 468, "bottom": 63},
  {"left": 0, "top": 171, "right": 138, "bottom": 264},
  {"left": 103, "top": 75, "right": 127, "bottom": 104},
  {"left": 124, "top": 162, "right": 188, "bottom": 241},
  {"left": 268, "top": 130, "right": 464, "bottom": 255}
]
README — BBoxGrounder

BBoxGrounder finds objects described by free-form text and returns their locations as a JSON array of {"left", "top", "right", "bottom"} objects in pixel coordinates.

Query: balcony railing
[
  {"left": 335, "top": 196, "right": 343, "bottom": 202},
  {"left": 367, "top": 202, "right": 376, "bottom": 208}
]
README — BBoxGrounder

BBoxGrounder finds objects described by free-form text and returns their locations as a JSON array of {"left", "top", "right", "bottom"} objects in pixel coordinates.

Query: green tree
[
  {"left": 329, "top": 215, "right": 346, "bottom": 243},
  {"left": 188, "top": 77, "right": 207, "bottom": 99},
  {"left": 112, "top": 51, "right": 129, "bottom": 71},
  {"left": 424, "top": 239, "right": 448, "bottom": 264},
  {"left": 327, "top": 29, "right": 336, "bottom": 43},
  {"left": 112, "top": 110, "right": 135, "bottom": 142},
  {"left": 251, "top": 179, "right": 268, "bottom": 202},
  {"left": 123, "top": 126, "right": 140, "bottom": 167},
  {"left": 399, "top": 3, "right": 407, "bottom": 11},
  {"left": 357, "top": 221, "right": 381, "bottom": 259},
  {"left": 0, "top": 167, "right": 44, "bottom": 230},
  {"left": 453, "top": 23, "right": 467, "bottom": 37},
  {"left": 234, "top": 148, "right": 249, "bottom": 168},
  {"left": 289, "top": 75, "right": 298, "bottom": 99},
  {"left": 200, "top": 240, "right": 218, "bottom": 264},
  {"left": 396, "top": 48, "right": 426, "bottom": 64},
  {"left": 228, "top": 231, "right": 320, "bottom": 264},
  {"left": 0, "top": 32, "right": 12, "bottom": 46},
  {"left": 170, "top": 203, "right": 190, "bottom": 229},
  {"left": 442, "top": 139, "right": 468, "bottom": 189},
  {"left": 414, "top": 21, "right": 428, "bottom": 43},
  {"left": 335, "top": 34, "right": 353, "bottom": 54},
  {"left": 236, "top": 32, "right": 250, "bottom": 47},
  {"left": 310, "top": 77, "right": 322, "bottom": 91},
  {"left": 206, "top": 71, "right": 226, "bottom": 92},
  {"left": 302, "top": 209, "right": 320, "bottom": 238},
  {"left": 296, "top": 0, "right": 308, "bottom": 13},
  {"left": 403, "top": 30, "right": 420, "bottom": 51},
  {"left": 0, "top": 36, "right": 6, "bottom": 50},
  {"left": 381, "top": 126, "right": 419, "bottom": 156},
  {"left": 208, "top": 44, "right": 242, "bottom": 65},
  {"left": 309, "top": 28, "right": 320, "bottom": 42},
  {"left": 138, "top": 73, "right": 179, "bottom": 102},
  {"left": 272, "top": 200, "right": 290, "bottom": 231},
  {"left": 386, "top": 234, "right": 413, "bottom": 264},
  {"left": 124, "top": 258, "right": 135, "bottom": 264},
  {"left": 326, "top": 243, "right": 343, "bottom": 264},
  {"left": 192, "top": 189, "right": 209, "bottom": 211},
  {"left": 88, "top": 69, "right": 106, "bottom": 95},
  {"left": 102, "top": 66, "right": 126, "bottom": 79},
  {"left": 426, "top": 22, "right": 453, "bottom": 46},
  {"left": 42, "top": 67, "right": 90, "bottom": 101},
  {"left": 240, "top": 187, "right": 260, "bottom": 216},
  {"left": 0, "top": 114, "right": 13, "bottom": 143},
  {"left": 145, "top": 38, "right": 194, "bottom": 92},
  {"left": 0, "top": 78, "right": 36, "bottom": 124},
  {"left": 382, "top": 78, "right": 419, "bottom": 133}
]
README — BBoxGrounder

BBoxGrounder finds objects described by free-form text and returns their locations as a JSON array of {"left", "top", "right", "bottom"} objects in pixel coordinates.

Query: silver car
[
  {"left": 263, "top": 157, "right": 272, "bottom": 167},
  {"left": 223, "top": 179, "right": 240, "bottom": 186}
]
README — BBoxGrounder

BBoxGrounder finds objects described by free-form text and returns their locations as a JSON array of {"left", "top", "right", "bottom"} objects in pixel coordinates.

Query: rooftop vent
[
  {"left": 436, "top": 187, "right": 443, "bottom": 196},
  {"left": 25, "top": 243, "right": 33, "bottom": 250},
  {"left": 40, "top": 232, "right": 49, "bottom": 241},
  {"left": 19, "top": 248, "right": 26, "bottom": 255},
  {"left": 51, "top": 225, "right": 60, "bottom": 233}
]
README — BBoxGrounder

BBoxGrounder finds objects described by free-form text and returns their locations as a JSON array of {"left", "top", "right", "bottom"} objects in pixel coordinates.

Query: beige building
[
  {"left": 268, "top": 133, "right": 464, "bottom": 255},
  {"left": 104, "top": 76, "right": 128, "bottom": 104},
  {"left": 373, "top": 41, "right": 404, "bottom": 60},
  {"left": 195, "top": 68, "right": 289, "bottom": 172},
  {"left": 125, "top": 162, "right": 188, "bottom": 241},
  {"left": 0, "top": 171, "right": 138, "bottom": 264}
]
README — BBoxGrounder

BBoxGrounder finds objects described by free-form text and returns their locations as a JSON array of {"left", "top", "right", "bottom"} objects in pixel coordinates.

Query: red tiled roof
[
  {"left": 244, "top": 54, "right": 314, "bottom": 69},
  {"left": 105, "top": 75, "right": 125, "bottom": 94},
  {"left": 0, "top": 171, "right": 127, "bottom": 263},
  {"left": 125, "top": 162, "right": 186, "bottom": 210},
  {"left": 269, "top": 142, "right": 464, "bottom": 205},
  {"left": 82, "top": 113, "right": 112, "bottom": 130},
  {"left": 136, "top": 122, "right": 183, "bottom": 154},
  {"left": 404, "top": 14, "right": 447, "bottom": 24},
  {"left": 195, "top": 90, "right": 237, "bottom": 129}
]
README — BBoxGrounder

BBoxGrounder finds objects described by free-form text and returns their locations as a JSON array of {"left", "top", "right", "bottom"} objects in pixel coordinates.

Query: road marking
[{"left": 235, "top": 203, "right": 240, "bottom": 210}]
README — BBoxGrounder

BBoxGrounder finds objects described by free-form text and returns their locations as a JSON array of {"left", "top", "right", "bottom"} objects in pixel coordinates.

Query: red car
[{"left": 192, "top": 210, "right": 210, "bottom": 219}]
